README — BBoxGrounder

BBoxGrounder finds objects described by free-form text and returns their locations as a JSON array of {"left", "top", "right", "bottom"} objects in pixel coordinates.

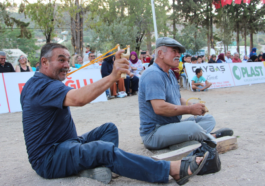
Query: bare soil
[{"left": 1, "top": 84, "right": 265, "bottom": 186}]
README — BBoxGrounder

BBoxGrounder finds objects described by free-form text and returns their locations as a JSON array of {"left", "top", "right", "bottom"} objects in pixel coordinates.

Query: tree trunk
[
  {"left": 244, "top": 26, "right": 247, "bottom": 55},
  {"left": 210, "top": 3, "right": 214, "bottom": 49},
  {"left": 250, "top": 32, "right": 253, "bottom": 53},
  {"left": 135, "top": 31, "right": 145, "bottom": 54},
  {"left": 207, "top": 3, "right": 210, "bottom": 56},
  {"left": 236, "top": 26, "right": 239, "bottom": 54},
  {"left": 172, "top": 0, "right": 176, "bottom": 39},
  {"left": 146, "top": 30, "right": 152, "bottom": 54},
  {"left": 70, "top": 0, "right": 84, "bottom": 56}
]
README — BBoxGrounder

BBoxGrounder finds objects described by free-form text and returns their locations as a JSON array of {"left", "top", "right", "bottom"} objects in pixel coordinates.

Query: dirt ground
[{"left": 1, "top": 84, "right": 265, "bottom": 186}]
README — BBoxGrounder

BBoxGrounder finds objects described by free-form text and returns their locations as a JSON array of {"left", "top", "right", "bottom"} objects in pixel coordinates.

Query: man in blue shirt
[
  {"left": 191, "top": 68, "right": 212, "bottom": 91},
  {"left": 21, "top": 43, "right": 209, "bottom": 185},
  {"left": 139, "top": 37, "right": 233, "bottom": 150}
]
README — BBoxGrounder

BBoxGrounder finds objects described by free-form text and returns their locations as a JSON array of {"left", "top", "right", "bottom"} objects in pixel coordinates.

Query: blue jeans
[
  {"left": 142, "top": 115, "right": 216, "bottom": 150},
  {"left": 124, "top": 76, "right": 139, "bottom": 93},
  {"left": 36, "top": 123, "right": 170, "bottom": 183}
]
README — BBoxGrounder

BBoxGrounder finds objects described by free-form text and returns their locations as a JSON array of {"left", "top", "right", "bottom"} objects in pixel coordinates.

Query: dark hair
[
  {"left": 89, "top": 52, "right": 95, "bottom": 57},
  {"left": 191, "top": 57, "right": 197, "bottom": 61},
  {"left": 195, "top": 68, "right": 202, "bottom": 75},
  {"left": 197, "top": 56, "right": 202, "bottom": 59},
  {"left": 39, "top": 43, "right": 68, "bottom": 69},
  {"left": 185, "top": 54, "right": 191, "bottom": 58}
]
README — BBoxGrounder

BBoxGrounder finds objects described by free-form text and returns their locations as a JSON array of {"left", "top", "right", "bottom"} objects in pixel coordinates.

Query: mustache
[
  {"left": 60, "top": 68, "right": 69, "bottom": 72},
  {"left": 173, "top": 57, "right": 179, "bottom": 61}
]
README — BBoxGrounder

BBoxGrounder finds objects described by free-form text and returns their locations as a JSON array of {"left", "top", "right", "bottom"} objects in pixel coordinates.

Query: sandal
[
  {"left": 176, "top": 151, "right": 209, "bottom": 185},
  {"left": 211, "top": 128, "right": 233, "bottom": 138}
]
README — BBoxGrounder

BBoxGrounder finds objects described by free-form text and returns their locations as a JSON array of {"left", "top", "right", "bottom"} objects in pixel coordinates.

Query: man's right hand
[
  {"left": 110, "top": 50, "right": 131, "bottom": 81},
  {"left": 189, "top": 103, "right": 206, "bottom": 116}
]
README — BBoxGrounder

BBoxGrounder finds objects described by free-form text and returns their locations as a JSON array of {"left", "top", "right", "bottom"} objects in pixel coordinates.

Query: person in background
[
  {"left": 35, "top": 62, "right": 40, "bottom": 71},
  {"left": 71, "top": 54, "right": 83, "bottom": 69},
  {"left": 191, "top": 68, "right": 212, "bottom": 92},
  {"left": 0, "top": 51, "right": 15, "bottom": 73},
  {"left": 83, "top": 45, "right": 90, "bottom": 62},
  {"left": 249, "top": 48, "right": 257, "bottom": 58},
  {"left": 201, "top": 55, "right": 205, "bottom": 63},
  {"left": 217, "top": 53, "right": 225, "bottom": 63},
  {"left": 208, "top": 54, "right": 216, "bottom": 63},
  {"left": 225, "top": 51, "right": 232, "bottom": 63},
  {"left": 197, "top": 56, "right": 202, "bottom": 64},
  {"left": 248, "top": 55, "right": 258, "bottom": 62},
  {"left": 125, "top": 51, "right": 140, "bottom": 96},
  {"left": 242, "top": 55, "right": 248, "bottom": 63},
  {"left": 101, "top": 53, "right": 126, "bottom": 97},
  {"left": 148, "top": 58, "right": 154, "bottom": 67},
  {"left": 15, "top": 55, "right": 33, "bottom": 72},
  {"left": 82, "top": 52, "right": 100, "bottom": 69},
  {"left": 180, "top": 54, "right": 191, "bottom": 88},
  {"left": 140, "top": 51, "right": 151, "bottom": 63},
  {"left": 262, "top": 53, "right": 265, "bottom": 61},
  {"left": 232, "top": 53, "right": 242, "bottom": 63},
  {"left": 191, "top": 57, "right": 197, "bottom": 64},
  {"left": 257, "top": 54, "right": 263, "bottom": 62}
]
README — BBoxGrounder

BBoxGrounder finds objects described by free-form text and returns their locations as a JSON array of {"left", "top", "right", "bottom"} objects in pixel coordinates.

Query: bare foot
[{"left": 170, "top": 157, "right": 203, "bottom": 181}]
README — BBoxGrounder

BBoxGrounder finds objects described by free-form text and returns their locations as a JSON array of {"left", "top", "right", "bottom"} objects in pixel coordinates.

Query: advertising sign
[
  {"left": 185, "top": 63, "right": 235, "bottom": 89},
  {"left": 3, "top": 72, "right": 35, "bottom": 113},
  {"left": 229, "top": 62, "right": 265, "bottom": 86},
  {"left": 63, "top": 69, "right": 107, "bottom": 103},
  {"left": 0, "top": 74, "right": 9, "bottom": 114},
  {"left": 2, "top": 69, "right": 107, "bottom": 113}
]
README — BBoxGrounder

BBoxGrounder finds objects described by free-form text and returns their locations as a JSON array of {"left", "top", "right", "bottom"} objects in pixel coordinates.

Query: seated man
[
  {"left": 21, "top": 43, "right": 209, "bottom": 185},
  {"left": 139, "top": 37, "right": 233, "bottom": 150},
  {"left": 191, "top": 68, "right": 212, "bottom": 92}
]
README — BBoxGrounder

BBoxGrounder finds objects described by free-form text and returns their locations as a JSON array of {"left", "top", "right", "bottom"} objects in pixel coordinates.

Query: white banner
[
  {"left": 0, "top": 74, "right": 9, "bottom": 114},
  {"left": 1, "top": 69, "right": 107, "bottom": 113},
  {"left": 3, "top": 72, "right": 35, "bottom": 113},
  {"left": 229, "top": 62, "right": 265, "bottom": 86},
  {"left": 185, "top": 63, "right": 235, "bottom": 89},
  {"left": 63, "top": 69, "right": 107, "bottom": 104}
]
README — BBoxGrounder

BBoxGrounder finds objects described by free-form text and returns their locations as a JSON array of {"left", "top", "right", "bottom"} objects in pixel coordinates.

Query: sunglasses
[{"left": 90, "top": 55, "right": 96, "bottom": 57}]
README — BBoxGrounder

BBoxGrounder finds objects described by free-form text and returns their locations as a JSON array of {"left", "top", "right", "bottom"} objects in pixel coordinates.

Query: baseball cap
[{"left": 156, "top": 37, "right": 186, "bottom": 53}]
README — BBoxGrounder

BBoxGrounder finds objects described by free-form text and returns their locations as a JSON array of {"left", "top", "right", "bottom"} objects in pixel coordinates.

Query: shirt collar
[{"left": 34, "top": 71, "right": 53, "bottom": 80}]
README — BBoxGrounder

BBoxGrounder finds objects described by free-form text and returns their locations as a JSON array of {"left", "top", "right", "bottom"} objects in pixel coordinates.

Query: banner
[
  {"left": 185, "top": 63, "right": 235, "bottom": 89},
  {"left": 3, "top": 72, "right": 34, "bottom": 113},
  {"left": 1, "top": 69, "right": 107, "bottom": 113},
  {"left": 63, "top": 69, "right": 107, "bottom": 104},
  {"left": 229, "top": 62, "right": 265, "bottom": 86},
  {"left": 0, "top": 74, "right": 9, "bottom": 114}
]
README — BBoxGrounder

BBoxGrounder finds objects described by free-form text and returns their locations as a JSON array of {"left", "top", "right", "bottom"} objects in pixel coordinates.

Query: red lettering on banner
[
  {"left": 65, "top": 77, "right": 77, "bottom": 89},
  {"left": 84, "top": 79, "right": 88, "bottom": 86},
  {"left": 18, "top": 83, "right": 26, "bottom": 94},
  {"left": 65, "top": 77, "right": 94, "bottom": 89},
  {"left": 76, "top": 80, "right": 81, "bottom": 89}
]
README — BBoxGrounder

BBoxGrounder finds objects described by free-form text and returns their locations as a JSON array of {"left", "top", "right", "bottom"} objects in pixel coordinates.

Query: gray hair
[
  {"left": 0, "top": 51, "right": 6, "bottom": 56},
  {"left": 155, "top": 46, "right": 168, "bottom": 59},
  {"left": 234, "top": 52, "right": 239, "bottom": 56},
  {"left": 39, "top": 43, "right": 68, "bottom": 69}
]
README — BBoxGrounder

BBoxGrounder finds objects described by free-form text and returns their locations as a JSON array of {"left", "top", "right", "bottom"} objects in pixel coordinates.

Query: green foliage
[
  {"left": 176, "top": 24, "right": 207, "bottom": 54},
  {"left": 0, "top": 28, "right": 39, "bottom": 52},
  {"left": 0, "top": 2, "right": 31, "bottom": 39},
  {"left": 0, "top": 28, "right": 40, "bottom": 66},
  {"left": 24, "top": 0, "right": 62, "bottom": 43}
]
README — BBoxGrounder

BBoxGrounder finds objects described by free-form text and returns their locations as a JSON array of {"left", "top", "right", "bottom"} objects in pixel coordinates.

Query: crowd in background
[{"left": 1, "top": 46, "right": 264, "bottom": 98}]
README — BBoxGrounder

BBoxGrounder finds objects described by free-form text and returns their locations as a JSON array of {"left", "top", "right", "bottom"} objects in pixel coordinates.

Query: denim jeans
[
  {"left": 124, "top": 76, "right": 139, "bottom": 93},
  {"left": 36, "top": 123, "right": 170, "bottom": 183},
  {"left": 142, "top": 115, "right": 216, "bottom": 150}
]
